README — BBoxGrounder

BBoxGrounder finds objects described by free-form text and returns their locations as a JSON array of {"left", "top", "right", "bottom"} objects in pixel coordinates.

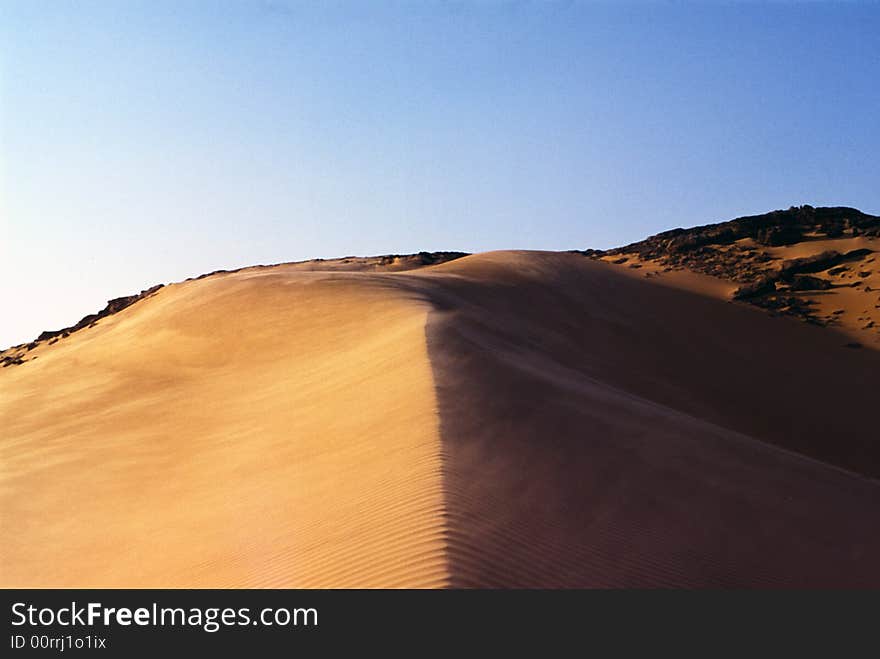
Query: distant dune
[{"left": 2, "top": 210, "right": 879, "bottom": 588}]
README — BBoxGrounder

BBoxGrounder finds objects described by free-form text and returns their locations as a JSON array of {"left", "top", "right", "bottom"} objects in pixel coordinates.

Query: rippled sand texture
[
  {"left": 2, "top": 251, "right": 879, "bottom": 587},
  {"left": 0, "top": 269, "right": 447, "bottom": 587}
]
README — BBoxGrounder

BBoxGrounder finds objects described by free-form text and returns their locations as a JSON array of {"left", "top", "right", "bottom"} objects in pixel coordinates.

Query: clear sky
[{"left": 1, "top": 1, "right": 878, "bottom": 348}]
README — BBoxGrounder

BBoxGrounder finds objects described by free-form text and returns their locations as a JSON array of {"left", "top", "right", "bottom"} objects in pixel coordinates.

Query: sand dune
[
  {"left": 419, "top": 252, "right": 880, "bottom": 587},
  {"left": 2, "top": 250, "right": 879, "bottom": 587},
  {"left": 0, "top": 269, "right": 447, "bottom": 587}
]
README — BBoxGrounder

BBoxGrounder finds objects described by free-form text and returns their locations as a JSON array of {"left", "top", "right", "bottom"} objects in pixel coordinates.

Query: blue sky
[{"left": 1, "top": 1, "right": 879, "bottom": 347}]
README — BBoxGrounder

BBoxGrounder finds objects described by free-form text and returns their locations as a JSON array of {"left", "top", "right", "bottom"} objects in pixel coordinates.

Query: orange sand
[
  {"left": 0, "top": 270, "right": 446, "bottom": 587},
  {"left": 2, "top": 251, "right": 879, "bottom": 588}
]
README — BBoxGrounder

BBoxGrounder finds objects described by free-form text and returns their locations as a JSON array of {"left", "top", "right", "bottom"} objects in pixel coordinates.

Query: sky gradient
[{"left": 2, "top": 1, "right": 879, "bottom": 347}]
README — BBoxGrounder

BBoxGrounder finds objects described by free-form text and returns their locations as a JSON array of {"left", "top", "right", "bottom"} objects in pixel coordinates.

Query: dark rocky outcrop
[
  {"left": 788, "top": 275, "right": 832, "bottom": 291},
  {"left": 417, "top": 251, "right": 468, "bottom": 265},
  {"left": 779, "top": 250, "right": 843, "bottom": 277},
  {"left": 598, "top": 206, "right": 879, "bottom": 284},
  {"left": 589, "top": 206, "right": 879, "bottom": 329},
  {"left": 35, "top": 284, "right": 165, "bottom": 344},
  {"left": 1, "top": 354, "right": 25, "bottom": 367},
  {"left": 0, "top": 284, "right": 166, "bottom": 365},
  {"left": 733, "top": 276, "right": 777, "bottom": 300}
]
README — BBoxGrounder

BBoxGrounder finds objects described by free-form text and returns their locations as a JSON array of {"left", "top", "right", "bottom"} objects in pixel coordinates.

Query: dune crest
[
  {"left": 3, "top": 247, "right": 879, "bottom": 588},
  {"left": 0, "top": 269, "right": 448, "bottom": 587}
]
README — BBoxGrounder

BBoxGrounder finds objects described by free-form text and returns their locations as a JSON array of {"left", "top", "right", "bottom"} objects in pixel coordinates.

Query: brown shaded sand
[{"left": 420, "top": 252, "right": 880, "bottom": 587}]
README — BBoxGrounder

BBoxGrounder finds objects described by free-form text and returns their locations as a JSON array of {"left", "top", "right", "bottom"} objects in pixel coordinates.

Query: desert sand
[
  {"left": 2, "top": 247, "right": 879, "bottom": 588},
  {"left": 0, "top": 270, "right": 447, "bottom": 587},
  {"left": 598, "top": 207, "right": 880, "bottom": 348},
  {"left": 603, "top": 235, "right": 880, "bottom": 347}
]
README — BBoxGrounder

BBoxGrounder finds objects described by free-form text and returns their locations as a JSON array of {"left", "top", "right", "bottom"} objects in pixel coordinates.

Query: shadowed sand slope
[
  {"left": 0, "top": 268, "right": 447, "bottom": 587},
  {"left": 416, "top": 252, "right": 880, "bottom": 587},
  {"left": 2, "top": 251, "right": 879, "bottom": 587}
]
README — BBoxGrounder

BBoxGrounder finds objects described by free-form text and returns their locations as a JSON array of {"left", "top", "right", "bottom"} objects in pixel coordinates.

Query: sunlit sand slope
[{"left": 0, "top": 268, "right": 447, "bottom": 587}]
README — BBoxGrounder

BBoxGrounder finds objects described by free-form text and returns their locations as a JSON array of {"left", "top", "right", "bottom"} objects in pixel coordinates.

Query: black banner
[{"left": 1, "top": 589, "right": 876, "bottom": 655}]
